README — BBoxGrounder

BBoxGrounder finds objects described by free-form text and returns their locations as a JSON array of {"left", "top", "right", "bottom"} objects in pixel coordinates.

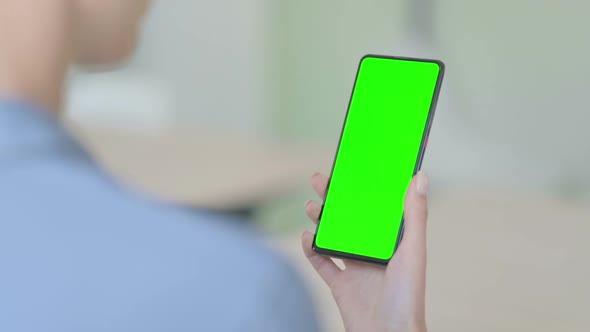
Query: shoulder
[
  {"left": 0, "top": 149, "right": 288, "bottom": 274},
  {"left": 0, "top": 153, "right": 318, "bottom": 331}
]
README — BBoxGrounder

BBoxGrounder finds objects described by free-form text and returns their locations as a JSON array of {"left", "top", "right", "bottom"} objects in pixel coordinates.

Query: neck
[{"left": 0, "top": 0, "right": 74, "bottom": 113}]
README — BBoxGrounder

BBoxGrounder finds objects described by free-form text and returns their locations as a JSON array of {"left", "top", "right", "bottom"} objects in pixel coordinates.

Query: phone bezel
[{"left": 312, "top": 54, "right": 446, "bottom": 266}]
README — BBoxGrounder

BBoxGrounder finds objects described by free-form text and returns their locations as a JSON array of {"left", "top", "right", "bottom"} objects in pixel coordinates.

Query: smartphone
[{"left": 313, "top": 55, "right": 444, "bottom": 265}]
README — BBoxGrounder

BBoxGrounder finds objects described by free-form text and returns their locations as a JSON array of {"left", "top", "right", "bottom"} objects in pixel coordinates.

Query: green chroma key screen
[{"left": 314, "top": 55, "right": 443, "bottom": 263}]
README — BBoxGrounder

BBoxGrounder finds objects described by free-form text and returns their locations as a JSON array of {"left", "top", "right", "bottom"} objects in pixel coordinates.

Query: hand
[{"left": 301, "top": 172, "right": 430, "bottom": 332}]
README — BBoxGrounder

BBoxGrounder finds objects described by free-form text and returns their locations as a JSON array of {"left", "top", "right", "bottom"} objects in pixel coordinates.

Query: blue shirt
[{"left": 0, "top": 103, "right": 318, "bottom": 332}]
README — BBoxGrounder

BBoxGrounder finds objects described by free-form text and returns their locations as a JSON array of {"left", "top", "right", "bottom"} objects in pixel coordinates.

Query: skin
[
  {"left": 302, "top": 171, "right": 430, "bottom": 332},
  {"left": 0, "top": 0, "right": 150, "bottom": 112}
]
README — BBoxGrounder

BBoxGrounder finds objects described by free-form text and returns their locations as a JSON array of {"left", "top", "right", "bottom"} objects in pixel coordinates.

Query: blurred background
[{"left": 64, "top": 0, "right": 590, "bottom": 331}]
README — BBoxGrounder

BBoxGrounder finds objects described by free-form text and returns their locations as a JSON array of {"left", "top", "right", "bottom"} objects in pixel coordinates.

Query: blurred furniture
[{"left": 65, "top": 120, "right": 331, "bottom": 211}]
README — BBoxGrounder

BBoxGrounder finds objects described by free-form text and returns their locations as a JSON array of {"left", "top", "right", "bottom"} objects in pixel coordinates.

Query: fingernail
[
  {"left": 416, "top": 171, "right": 429, "bottom": 195},
  {"left": 304, "top": 200, "right": 313, "bottom": 208}
]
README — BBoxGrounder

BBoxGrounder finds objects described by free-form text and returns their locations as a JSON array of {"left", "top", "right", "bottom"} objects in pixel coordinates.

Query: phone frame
[{"left": 312, "top": 54, "right": 445, "bottom": 265}]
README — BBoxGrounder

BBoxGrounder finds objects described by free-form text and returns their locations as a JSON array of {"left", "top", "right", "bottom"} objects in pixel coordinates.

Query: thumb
[{"left": 396, "top": 171, "right": 429, "bottom": 259}]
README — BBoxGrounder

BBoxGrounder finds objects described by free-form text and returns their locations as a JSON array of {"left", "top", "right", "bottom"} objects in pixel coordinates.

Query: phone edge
[{"left": 312, "top": 54, "right": 446, "bottom": 266}]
